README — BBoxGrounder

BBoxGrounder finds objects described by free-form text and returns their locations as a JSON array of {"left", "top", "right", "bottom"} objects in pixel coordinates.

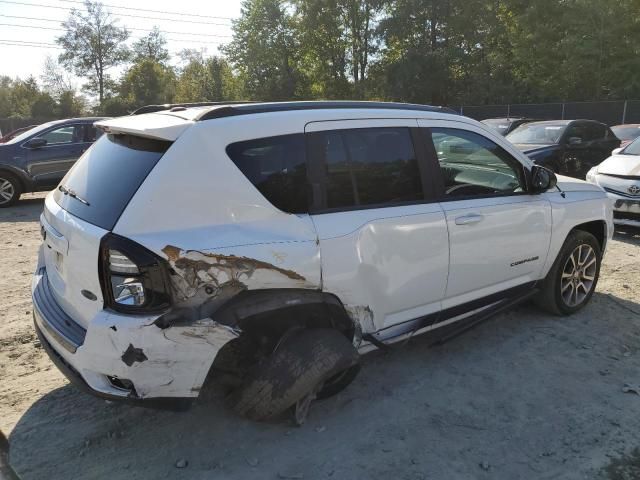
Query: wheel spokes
[{"left": 560, "top": 243, "right": 597, "bottom": 308}]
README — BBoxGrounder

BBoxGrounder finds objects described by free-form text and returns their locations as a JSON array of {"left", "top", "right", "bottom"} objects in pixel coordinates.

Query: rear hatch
[{"left": 41, "top": 131, "right": 173, "bottom": 328}]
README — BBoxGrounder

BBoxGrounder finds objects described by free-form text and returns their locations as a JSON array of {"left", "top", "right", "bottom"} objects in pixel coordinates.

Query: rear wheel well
[
  {"left": 206, "top": 290, "right": 356, "bottom": 384},
  {"left": 571, "top": 220, "right": 606, "bottom": 251}
]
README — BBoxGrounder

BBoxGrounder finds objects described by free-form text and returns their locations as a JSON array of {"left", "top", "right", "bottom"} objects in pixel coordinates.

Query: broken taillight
[{"left": 99, "top": 234, "right": 173, "bottom": 314}]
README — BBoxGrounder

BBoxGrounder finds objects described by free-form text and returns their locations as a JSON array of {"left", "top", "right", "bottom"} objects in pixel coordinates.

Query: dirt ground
[{"left": 1, "top": 193, "right": 640, "bottom": 480}]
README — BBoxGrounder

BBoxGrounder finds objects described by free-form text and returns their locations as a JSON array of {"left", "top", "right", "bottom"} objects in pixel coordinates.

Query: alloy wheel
[
  {"left": 560, "top": 244, "right": 597, "bottom": 307},
  {"left": 0, "top": 178, "right": 15, "bottom": 205}
]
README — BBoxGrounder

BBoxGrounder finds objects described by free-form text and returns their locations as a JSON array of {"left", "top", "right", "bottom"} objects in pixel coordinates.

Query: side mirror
[
  {"left": 612, "top": 147, "right": 623, "bottom": 155},
  {"left": 568, "top": 137, "right": 583, "bottom": 146},
  {"left": 24, "top": 137, "right": 47, "bottom": 149},
  {"left": 531, "top": 165, "right": 557, "bottom": 193}
]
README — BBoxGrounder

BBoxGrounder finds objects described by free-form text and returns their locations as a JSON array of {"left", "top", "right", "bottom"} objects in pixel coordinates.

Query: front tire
[
  {"left": 535, "top": 230, "right": 601, "bottom": 316},
  {"left": 231, "top": 328, "right": 359, "bottom": 422},
  {"left": 0, "top": 173, "right": 21, "bottom": 208}
]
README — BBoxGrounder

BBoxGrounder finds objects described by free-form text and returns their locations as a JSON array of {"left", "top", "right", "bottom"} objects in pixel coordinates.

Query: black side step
[
  {"left": 433, "top": 289, "right": 539, "bottom": 346},
  {"left": 362, "top": 287, "right": 539, "bottom": 351}
]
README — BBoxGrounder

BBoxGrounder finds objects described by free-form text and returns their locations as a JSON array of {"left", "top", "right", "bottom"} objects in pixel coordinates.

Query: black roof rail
[
  {"left": 130, "top": 101, "right": 257, "bottom": 115},
  {"left": 196, "top": 101, "right": 458, "bottom": 121}
]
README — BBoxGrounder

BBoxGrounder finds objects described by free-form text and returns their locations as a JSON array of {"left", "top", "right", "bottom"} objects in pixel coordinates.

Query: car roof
[{"left": 482, "top": 117, "right": 527, "bottom": 122}]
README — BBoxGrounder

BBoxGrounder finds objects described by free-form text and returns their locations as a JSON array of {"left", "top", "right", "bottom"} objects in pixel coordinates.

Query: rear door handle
[{"left": 454, "top": 213, "right": 484, "bottom": 226}]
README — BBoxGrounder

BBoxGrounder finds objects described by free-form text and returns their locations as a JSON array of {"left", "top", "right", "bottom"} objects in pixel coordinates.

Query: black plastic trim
[
  {"left": 34, "top": 320, "right": 193, "bottom": 411},
  {"left": 198, "top": 101, "right": 458, "bottom": 121},
  {"left": 32, "top": 268, "right": 86, "bottom": 353},
  {"left": 365, "top": 281, "right": 538, "bottom": 345}
]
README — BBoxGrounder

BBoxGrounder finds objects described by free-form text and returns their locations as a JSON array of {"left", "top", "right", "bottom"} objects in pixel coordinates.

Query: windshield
[
  {"left": 4, "top": 121, "right": 57, "bottom": 145},
  {"left": 612, "top": 126, "right": 640, "bottom": 141},
  {"left": 53, "top": 133, "right": 171, "bottom": 230},
  {"left": 506, "top": 124, "right": 566, "bottom": 145},
  {"left": 621, "top": 136, "right": 640, "bottom": 155},
  {"left": 482, "top": 119, "right": 511, "bottom": 135}
]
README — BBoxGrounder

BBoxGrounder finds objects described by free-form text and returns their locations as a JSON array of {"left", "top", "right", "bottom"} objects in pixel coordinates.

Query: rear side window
[
  {"left": 226, "top": 134, "right": 309, "bottom": 214},
  {"left": 54, "top": 134, "right": 170, "bottom": 230},
  {"left": 312, "top": 127, "right": 422, "bottom": 210}
]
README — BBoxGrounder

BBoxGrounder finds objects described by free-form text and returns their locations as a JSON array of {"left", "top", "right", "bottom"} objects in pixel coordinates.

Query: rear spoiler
[
  {"left": 95, "top": 114, "right": 192, "bottom": 142},
  {"left": 131, "top": 101, "right": 258, "bottom": 115}
]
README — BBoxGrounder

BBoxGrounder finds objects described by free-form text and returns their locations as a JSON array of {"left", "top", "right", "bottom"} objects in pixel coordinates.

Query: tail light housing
[{"left": 99, "top": 234, "right": 173, "bottom": 313}]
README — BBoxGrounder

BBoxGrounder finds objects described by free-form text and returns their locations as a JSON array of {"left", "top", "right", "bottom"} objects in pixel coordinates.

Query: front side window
[
  {"left": 314, "top": 127, "right": 423, "bottom": 210},
  {"left": 39, "top": 125, "right": 83, "bottom": 145},
  {"left": 226, "top": 134, "right": 308, "bottom": 214},
  {"left": 564, "top": 124, "right": 588, "bottom": 143},
  {"left": 428, "top": 128, "right": 525, "bottom": 198}
]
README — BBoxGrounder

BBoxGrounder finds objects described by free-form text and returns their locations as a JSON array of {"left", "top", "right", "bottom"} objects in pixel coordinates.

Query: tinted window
[
  {"left": 565, "top": 124, "right": 588, "bottom": 142},
  {"left": 84, "top": 125, "right": 104, "bottom": 142},
  {"left": 54, "top": 134, "right": 170, "bottom": 230},
  {"left": 429, "top": 128, "right": 525, "bottom": 197},
  {"left": 585, "top": 123, "right": 606, "bottom": 141},
  {"left": 40, "top": 125, "right": 83, "bottom": 145},
  {"left": 226, "top": 134, "right": 308, "bottom": 214},
  {"left": 315, "top": 127, "right": 422, "bottom": 210}
]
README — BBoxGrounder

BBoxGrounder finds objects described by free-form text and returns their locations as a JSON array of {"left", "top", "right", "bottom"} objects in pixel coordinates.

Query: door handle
[{"left": 454, "top": 213, "right": 484, "bottom": 226}]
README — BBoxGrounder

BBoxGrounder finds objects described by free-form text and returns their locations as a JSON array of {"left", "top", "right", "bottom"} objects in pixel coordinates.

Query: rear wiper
[{"left": 58, "top": 185, "right": 90, "bottom": 206}]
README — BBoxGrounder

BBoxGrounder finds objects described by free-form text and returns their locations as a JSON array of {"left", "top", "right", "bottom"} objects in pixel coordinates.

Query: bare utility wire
[
  {"left": 58, "top": 0, "right": 234, "bottom": 21},
  {"left": 0, "top": 0, "right": 233, "bottom": 26},
  {"left": 0, "top": 21, "right": 232, "bottom": 39}
]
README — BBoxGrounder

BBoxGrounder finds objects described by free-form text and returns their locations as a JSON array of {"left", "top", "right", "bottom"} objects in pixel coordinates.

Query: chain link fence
[{"left": 452, "top": 100, "right": 640, "bottom": 126}]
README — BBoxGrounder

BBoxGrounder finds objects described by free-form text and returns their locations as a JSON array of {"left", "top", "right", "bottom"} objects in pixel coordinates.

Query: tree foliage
[
  {"left": 56, "top": 0, "right": 130, "bottom": 103},
  {"left": 4, "top": 0, "right": 640, "bottom": 123}
]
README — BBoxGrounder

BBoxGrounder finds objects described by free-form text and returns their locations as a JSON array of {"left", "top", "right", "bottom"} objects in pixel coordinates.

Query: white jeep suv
[{"left": 32, "top": 102, "right": 613, "bottom": 422}]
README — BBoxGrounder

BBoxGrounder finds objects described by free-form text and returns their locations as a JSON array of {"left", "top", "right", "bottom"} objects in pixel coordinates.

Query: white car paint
[
  {"left": 586, "top": 151, "right": 640, "bottom": 227},
  {"left": 32, "top": 104, "right": 614, "bottom": 403}
]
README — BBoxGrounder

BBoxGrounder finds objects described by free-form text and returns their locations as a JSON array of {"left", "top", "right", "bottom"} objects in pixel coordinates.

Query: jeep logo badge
[{"left": 629, "top": 185, "right": 640, "bottom": 196}]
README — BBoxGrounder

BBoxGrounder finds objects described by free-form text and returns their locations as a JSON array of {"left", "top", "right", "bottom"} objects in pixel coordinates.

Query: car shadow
[
  {"left": 7, "top": 291, "right": 640, "bottom": 480},
  {"left": 613, "top": 226, "right": 640, "bottom": 246},
  {"left": 0, "top": 195, "right": 45, "bottom": 224}
]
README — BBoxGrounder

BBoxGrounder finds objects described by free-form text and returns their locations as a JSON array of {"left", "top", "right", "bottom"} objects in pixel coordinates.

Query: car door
[
  {"left": 586, "top": 123, "right": 619, "bottom": 166},
  {"left": 306, "top": 119, "right": 449, "bottom": 340},
  {"left": 24, "top": 124, "right": 87, "bottom": 187},
  {"left": 561, "top": 122, "right": 591, "bottom": 178},
  {"left": 418, "top": 119, "right": 552, "bottom": 311}
]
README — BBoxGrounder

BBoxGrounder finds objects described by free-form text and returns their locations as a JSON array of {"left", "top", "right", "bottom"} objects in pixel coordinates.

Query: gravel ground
[{"left": 1, "top": 193, "right": 640, "bottom": 480}]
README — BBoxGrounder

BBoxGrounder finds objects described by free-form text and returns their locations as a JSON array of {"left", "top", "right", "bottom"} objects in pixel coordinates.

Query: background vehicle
[
  {"left": 0, "top": 117, "right": 106, "bottom": 207},
  {"left": 0, "top": 125, "right": 38, "bottom": 144},
  {"left": 506, "top": 120, "right": 620, "bottom": 178},
  {"left": 611, "top": 124, "right": 640, "bottom": 149},
  {"left": 481, "top": 117, "right": 537, "bottom": 136},
  {"left": 32, "top": 102, "right": 612, "bottom": 423},
  {"left": 586, "top": 137, "right": 640, "bottom": 228}
]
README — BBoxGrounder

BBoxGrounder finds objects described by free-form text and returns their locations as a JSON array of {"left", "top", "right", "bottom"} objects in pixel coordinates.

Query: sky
[{"left": 0, "top": 0, "right": 243, "bottom": 83}]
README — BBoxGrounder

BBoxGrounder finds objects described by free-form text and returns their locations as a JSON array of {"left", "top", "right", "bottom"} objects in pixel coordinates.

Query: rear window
[
  {"left": 54, "top": 134, "right": 170, "bottom": 230},
  {"left": 226, "top": 134, "right": 309, "bottom": 214}
]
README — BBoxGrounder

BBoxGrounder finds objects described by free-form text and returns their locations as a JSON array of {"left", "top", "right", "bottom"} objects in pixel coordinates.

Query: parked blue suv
[{"left": 0, "top": 117, "right": 106, "bottom": 207}]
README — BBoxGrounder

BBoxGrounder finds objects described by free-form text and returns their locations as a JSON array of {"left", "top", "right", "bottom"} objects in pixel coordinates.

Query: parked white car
[
  {"left": 32, "top": 102, "right": 613, "bottom": 422},
  {"left": 586, "top": 138, "right": 640, "bottom": 228}
]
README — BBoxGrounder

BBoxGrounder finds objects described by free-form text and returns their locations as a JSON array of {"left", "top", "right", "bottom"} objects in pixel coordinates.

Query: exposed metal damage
[{"left": 155, "top": 245, "right": 310, "bottom": 328}]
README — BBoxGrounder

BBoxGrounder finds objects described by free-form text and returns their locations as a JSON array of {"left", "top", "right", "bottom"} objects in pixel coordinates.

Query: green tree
[
  {"left": 224, "top": 0, "right": 307, "bottom": 100},
  {"left": 119, "top": 58, "right": 176, "bottom": 108},
  {"left": 132, "top": 26, "right": 170, "bottom": 64},
  {"left": 175, "top": 50, "right": 241, "bottom": 102},
  {"left": 31, "top": 93, "right": 58, "bottom": 118},
  {"left": 56, "top": 0, "right": 130, "bottom": 104}
]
